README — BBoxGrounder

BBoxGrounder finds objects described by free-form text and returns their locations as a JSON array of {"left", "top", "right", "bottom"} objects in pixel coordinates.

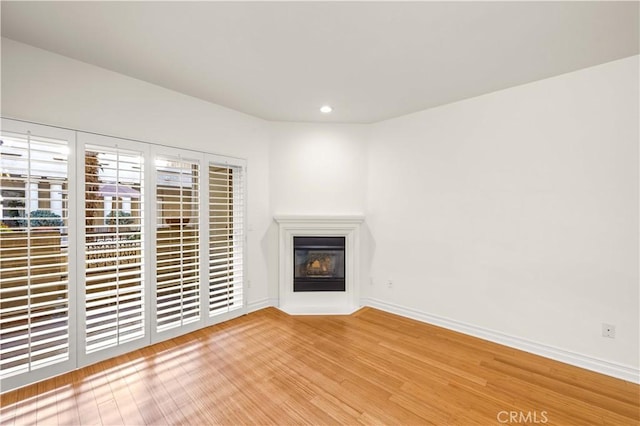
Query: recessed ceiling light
[{"left": 320, "top": 105, "right": 333, "bottom": 114}]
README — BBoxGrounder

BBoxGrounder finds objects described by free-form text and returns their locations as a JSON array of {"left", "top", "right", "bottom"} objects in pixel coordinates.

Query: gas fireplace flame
[{"left": 306, "top": 255, "right": 332, "bottom": 276}]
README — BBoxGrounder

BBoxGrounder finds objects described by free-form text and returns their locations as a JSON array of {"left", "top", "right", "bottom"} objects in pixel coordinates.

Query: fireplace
[
  {"left": 293, "top": 236, "right": 345, "bottom": 292},
  {"left": 275, "top": 215, "right": 363, "bottom": 314}
]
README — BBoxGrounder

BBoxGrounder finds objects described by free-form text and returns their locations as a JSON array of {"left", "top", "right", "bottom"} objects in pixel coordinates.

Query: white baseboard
[
  {"left": 246, "top": 298, "right": 273, "bottom": 313},
  {"left": 360, "top": 298, "right": 640, "bottom": 384}
]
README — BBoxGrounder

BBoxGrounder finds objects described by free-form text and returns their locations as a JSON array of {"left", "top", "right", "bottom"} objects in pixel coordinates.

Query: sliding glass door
[{"left": 1, "top": 119, "right": 247, "bottom": 392}]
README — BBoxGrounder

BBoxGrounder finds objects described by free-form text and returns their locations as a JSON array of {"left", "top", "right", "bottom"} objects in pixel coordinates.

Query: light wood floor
[{"left": 1, "top": 307, "right": 639, "bottom": 425}]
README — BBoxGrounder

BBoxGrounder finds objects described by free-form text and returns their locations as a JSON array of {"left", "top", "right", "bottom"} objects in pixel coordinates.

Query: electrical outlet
[
  {"left": 602, "top": 323, "right": 616, "bottom": 339},
  {"left": 387, "top": 280, "right": 393, "bottom": 289}
]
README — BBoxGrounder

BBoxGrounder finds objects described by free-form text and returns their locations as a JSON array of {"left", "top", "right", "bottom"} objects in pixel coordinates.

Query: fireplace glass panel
[{"left": 293, "top": 236, "right": 345, "bottom": 292}]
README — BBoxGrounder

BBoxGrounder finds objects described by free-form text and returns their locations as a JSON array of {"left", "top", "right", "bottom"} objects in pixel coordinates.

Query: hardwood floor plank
[
  {"left": 388, "top": 388, "right": 453, "bottom": 425},
  {"left": 0, "top": 384, "right": 18, "bottom": 425},
  {"left": 71, "top": 369, "right": 102, "bottom": 426},
  {"left": 1, "top": 307, "right": 638, "bottom": 425},
  {"left": 11, "top": 383, "right": 38, "bottom": 426},
  {"left": 97, "top": 398, "right": 124, "bottom": 426},
  {"left": 53, "top": 374, "right": 81, "bottom": 426},
  {"left": 35, "top": 378, "right": 59, "bottom": 425},
  {"left": 309, "top": 393, "right": 361, "bottom": 425},
  {"left": 483, "top": 357, "right": 640, "bottom": 420}
]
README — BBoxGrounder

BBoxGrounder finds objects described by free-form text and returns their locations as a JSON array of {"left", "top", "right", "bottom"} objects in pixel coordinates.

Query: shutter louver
[
  {"left": 1, "top": 131, "right": 70, "bottom": 378},
  {"left": 84, "top": 146, "right": 145, "bottom": 354},
  {"left": 156, "top": 157, "right": 200, "bottom": 332},
  {"left": 209, "top": 164, "right": 244, "bottom": 316}
]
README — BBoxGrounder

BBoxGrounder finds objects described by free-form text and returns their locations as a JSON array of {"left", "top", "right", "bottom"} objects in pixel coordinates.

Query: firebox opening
[{"left": 293, "top": 236, "right": 345, "bottom": 292}]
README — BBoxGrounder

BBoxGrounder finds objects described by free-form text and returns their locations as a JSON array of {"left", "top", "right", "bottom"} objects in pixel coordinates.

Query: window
[
  {"left": 1, "top": 119, "right": 247, "bottom": 392},
  {"left": 28, "top": 182, "right": 39, "bottom": 213},
  {"left": 50, "top": 184, "right": 64, "bottom": 218},
  {"left": 155, "top": 155, "right": 201, "bottom": 333},
  {"left": 0, "top": 124, "right": 75, "bottom": 387},
  {"left": 208, "top": 163, "right": 244, "bottom": 316},
  {"left": 84, "top": 145, "right": 145, "bottom": 354}
]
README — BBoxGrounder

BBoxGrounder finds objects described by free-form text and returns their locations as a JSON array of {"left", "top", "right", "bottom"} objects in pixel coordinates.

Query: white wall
[
  {"left": 367, "top": 56, "right": 639, "bottom": 375},
  {"left": 267, "top": 122, "right": 370, "bottom": 300},
  {"left": 269, "top": 122, "right": 369, "bottom": 216},
  {"left": 1, "top": 38, "right": 272, "bottom": 307}
]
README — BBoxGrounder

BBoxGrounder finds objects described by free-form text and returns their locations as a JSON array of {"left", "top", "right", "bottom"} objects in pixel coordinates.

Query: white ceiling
[{"left": 2, "top": 1, "right": 638, "bottom": 124}]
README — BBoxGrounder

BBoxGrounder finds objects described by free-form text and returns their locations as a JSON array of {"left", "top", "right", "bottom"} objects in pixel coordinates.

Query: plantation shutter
[
  {"left": 0, "top": 130, "right": 71, "bottom": 379},
  {"left": 84, "top": 146, "right": 145, "bottom": 354},
  {"left": 1, "top": 119, "right": 249, "bottom": 392},
  {"left": 208, "top": 164, "right": 244, "bottom": 316},
  {"left": 155, "top": 156, "right": 201, "bottom": 332}
]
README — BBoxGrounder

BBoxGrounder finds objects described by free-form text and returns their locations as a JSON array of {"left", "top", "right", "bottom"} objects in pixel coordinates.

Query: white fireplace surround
[{"left": 275, "top": 215, "right": 364, "bottom": 315}]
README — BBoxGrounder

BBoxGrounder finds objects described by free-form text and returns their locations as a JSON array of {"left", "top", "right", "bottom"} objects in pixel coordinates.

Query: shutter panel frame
[
  {"left": 76, "top": 133, "right": 150, "bottom": 367},
  {"left": 207, "top": 157, "right": 246, "bottom": 320},
  {"left": 0, "top": 119, "right": 77, "bottom": 390}
]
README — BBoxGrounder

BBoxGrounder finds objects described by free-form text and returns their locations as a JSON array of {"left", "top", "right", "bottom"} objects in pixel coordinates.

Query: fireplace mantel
[{"left": 275, "top": 215, "right": 364, "bottom": 315}]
